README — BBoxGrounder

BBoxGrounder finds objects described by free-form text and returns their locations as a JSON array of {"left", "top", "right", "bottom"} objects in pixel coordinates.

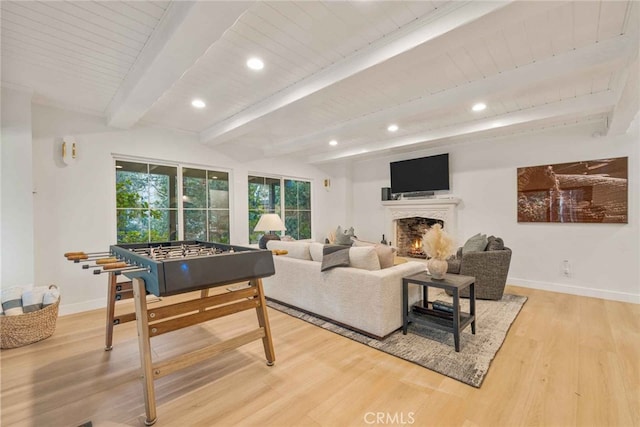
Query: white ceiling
[{"left": 1, "top": 1, "right": 638, "bottom": 164}]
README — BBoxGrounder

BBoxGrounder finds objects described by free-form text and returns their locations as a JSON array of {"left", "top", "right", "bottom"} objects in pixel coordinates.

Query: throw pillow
[
  {"left": 486, "top": 236, "right": 505, "bottom": 251},
  {"left": 352, "top": 238, "right": 395, "bottom": 269},
  {"left": 334, "top": 226, "right": 355, "bottom": 246},
  {"left": 374, "top": 245, "right": 395, "bottom": 269},
  {"left": 348, "top": 246, "right": 381, "bottom": 271},
  {"left": 462, "top": 233, "right": 488, "bottom": 255},
  {"left": 266, "top": 240, "right": 312, "bottom": 260},
  {"left": 321, "top": 245, "right": 351, "bottom": 271}
]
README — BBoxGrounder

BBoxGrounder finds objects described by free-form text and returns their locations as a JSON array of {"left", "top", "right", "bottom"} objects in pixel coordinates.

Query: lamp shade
[
  {"left": 255, "top": 214, "right": 286, "bottom": 249},
  {"left": 254, "top": 213, "right": 286, "bottom": 232}
]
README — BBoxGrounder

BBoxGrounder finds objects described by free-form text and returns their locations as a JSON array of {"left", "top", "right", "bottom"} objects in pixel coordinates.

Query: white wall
[
  {"left": 351, "top": 120, "right": 640, "bottom": 303},
  {"left": 1, "top": 87, "right": 34, "bottom": 288},
  {"left": 13, "top": 99, "right": 639, "bottom": 313},
  {"left": 30, "top": 104, "right": 349, "bottom": 314}
]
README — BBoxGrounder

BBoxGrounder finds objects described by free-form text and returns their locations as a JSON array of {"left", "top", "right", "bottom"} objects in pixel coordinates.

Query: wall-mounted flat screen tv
[{"left": 390, "top": 153, "right": 449, "bottom": 194}]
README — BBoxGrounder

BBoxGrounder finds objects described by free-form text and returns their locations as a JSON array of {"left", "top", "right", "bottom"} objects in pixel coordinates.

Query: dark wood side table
[{"left": 402, "top": 272, "right": 476, "bottom": 352}]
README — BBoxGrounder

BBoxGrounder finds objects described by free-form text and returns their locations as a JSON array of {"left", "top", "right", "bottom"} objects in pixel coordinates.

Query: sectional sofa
[{"left": 262, "top": 240, "right": 426, "bottom": 338}]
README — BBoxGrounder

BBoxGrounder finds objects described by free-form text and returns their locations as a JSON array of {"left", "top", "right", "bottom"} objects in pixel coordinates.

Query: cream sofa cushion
[
  {"left": 309, "top": 242, "right": 324, "bottom": 262},
  {"left": 266, "top": 240, "right": 312, "bottom": 260},
  {"left": 311, "top": 243, "right": 383, "bottom": 271}
]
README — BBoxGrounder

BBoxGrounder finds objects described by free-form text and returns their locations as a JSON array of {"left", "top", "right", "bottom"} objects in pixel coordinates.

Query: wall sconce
[{"left": 62, "top": 136, "right": 77, "bottom": 165}]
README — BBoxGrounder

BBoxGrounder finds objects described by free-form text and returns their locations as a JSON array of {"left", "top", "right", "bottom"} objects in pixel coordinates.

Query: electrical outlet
[{"left": 562, "top": 260, "right": 571, "bottom": 277}]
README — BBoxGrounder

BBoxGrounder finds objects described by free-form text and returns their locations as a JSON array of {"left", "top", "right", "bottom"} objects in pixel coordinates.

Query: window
[
  {"left": 116, "top": 161, "right": 178, "bottom": 243},
  {"left": 248, "top": 175, "right": 311, "bottom": 243},
  {"left": 115, "top": 160, "right": 230, "bottom": 244},
  {"left": 183, "top": 168, "right": 230, "bottom": 243},
  {"left": 284, "top": 179, "right": 311, "bottom": 240},
  {"left": 248, "top": 176, "right": 281, "bottom": 244}
]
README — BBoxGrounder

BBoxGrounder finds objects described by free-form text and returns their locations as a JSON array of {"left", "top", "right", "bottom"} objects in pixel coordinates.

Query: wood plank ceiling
[
  {"left": 1, "top": 1, "right": 638, "bottom": 163},
  {"left": 1, "top": 1, "right": 171, "bottom": 113}
]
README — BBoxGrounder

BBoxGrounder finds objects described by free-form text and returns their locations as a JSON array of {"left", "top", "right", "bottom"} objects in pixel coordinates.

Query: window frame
[
  {"left": 283, "top": 178, "right": 312, "bottom": 241},
  {"left": 182, "top": 167, "right": 231, "bottom": 243},
  {"left": 247, "top": 173, "right": 313, "bottom": 243},
  {"left": 113, "top": 155, "right": 233, "bottom": 244}
]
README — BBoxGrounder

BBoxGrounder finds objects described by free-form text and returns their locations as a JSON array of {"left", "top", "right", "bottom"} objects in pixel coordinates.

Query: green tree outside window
[
  {"left": 183, "top": 168, "right": 230, "bottom": 243},
  {"left": 116, "top": 161, "right": 177, "bottom": 243},
  {"left": 115, "top": 161, "right": 230, "bottom": 244},
  {"left": 248, "top": 176, "right": 311, "bottom": 243},
  {"left": 284, "top": 179, "right": 311, "bottom": 240},
  {"left": 248, "top": 176, "right": 281, "bottom": 244}
]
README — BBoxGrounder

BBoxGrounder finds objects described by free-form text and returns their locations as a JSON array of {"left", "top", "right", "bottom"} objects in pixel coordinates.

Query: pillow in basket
[
  {"left": 43, "top": 286, "right": 60, "bottom": 307},
  {"left": 22, "top": 286, "right": 47, "bottom": 313},
  {"left": 1, "top": 287, "right": 23, "bottom": 316}
]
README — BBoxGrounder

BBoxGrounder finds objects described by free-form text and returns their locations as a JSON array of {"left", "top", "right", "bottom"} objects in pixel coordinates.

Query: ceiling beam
[
  {"left": 106, "top": 1, "right": 253, "bottom": 129},
  {"left": 200, "top": 0, "right": 514, "bottom": 144},
  {"left": 274, "top": 34, "right": 637, "bottom": 155},
  {"left": 308, "top": 91, "right": 617, "bottom": 164},
  {"left": 606, "top": 52, "right": 639, "bottom": 135}
]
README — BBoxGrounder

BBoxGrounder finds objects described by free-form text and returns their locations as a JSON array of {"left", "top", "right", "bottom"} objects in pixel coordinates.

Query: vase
[{"left": 427, "top": 258, "right": 448, "bottom": 279}]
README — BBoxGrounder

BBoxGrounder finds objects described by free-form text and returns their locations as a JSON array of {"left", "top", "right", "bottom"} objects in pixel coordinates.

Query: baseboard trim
[
  {"left": 60, "top": 278, "right": 638, "bottom": 315},
  {"left": 508, "top": 277, "right": 640, "bottom": 304},
  {"left": 59, "top": 298, "right": 105, "bottom": 316},
  {"left": 59, "top": 294, "right": 161, "bottom": 316}
]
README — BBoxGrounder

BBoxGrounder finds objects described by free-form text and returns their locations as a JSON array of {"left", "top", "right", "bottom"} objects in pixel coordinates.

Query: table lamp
[{"left": 254, "top": 213, "right": 286, "bottom": 249}]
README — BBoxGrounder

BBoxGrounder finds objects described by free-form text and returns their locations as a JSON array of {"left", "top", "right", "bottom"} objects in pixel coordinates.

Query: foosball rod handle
[
  {"left": 82, "top": 258, "right": 120, "bottom": 268},
  {"left": 93, "top": 266, "right": 148, "bottom": 275},
  {"left": 64, "top": 251, "right": 110, "bottom": 260}
]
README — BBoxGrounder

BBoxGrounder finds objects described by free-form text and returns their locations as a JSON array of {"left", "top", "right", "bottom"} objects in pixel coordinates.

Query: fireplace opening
[{"left": 396, "top": 217, "right": 444, "bottom": 259}]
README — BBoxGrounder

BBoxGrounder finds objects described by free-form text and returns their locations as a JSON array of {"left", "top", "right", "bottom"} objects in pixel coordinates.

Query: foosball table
[{"left": 65, "top": 240, "right": 276, "bottom": 426}]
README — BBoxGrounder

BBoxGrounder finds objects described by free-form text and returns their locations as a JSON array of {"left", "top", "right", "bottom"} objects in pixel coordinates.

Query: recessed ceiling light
[
  {"left": 191, "top": 99, "right": 206, "bottom": 109},
  {"left": 472, "top": 102, "right": 487, "bottom": 112},
  {"left": 387, "top": 124, "right": 399, "bottom": 132},
  {"left": 246, "top": 57, "right": 264, "bottom": 70},
  {"left": 329, "top": 140, "right": 338, "bottom": 146},
  {"left": 115, "top": 165, "right": 123, "bottom": 169}
]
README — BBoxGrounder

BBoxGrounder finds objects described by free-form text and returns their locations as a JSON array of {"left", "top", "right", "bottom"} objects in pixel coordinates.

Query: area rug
[{"left": 267, "top": 292, "right": 527, "bottom": 388}]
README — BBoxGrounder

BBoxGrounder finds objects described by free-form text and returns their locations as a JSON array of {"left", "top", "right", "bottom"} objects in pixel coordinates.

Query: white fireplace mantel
[{"left": 382, "top": 197, "right": 461, "bottom": 246}]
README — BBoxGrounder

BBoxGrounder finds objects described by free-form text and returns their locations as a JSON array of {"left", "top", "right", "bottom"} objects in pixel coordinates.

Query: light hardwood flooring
[{"left": 1, "top": 285, "right": 638, "bottom": 427}]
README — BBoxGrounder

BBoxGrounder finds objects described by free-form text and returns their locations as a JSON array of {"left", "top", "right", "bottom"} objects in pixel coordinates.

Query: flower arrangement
[{"left": 422, "top": 224, "right": 455, "bottom": 260}]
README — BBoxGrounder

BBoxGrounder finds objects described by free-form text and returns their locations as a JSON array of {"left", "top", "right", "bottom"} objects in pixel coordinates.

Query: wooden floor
[{"left": 1, "top": 285, "right": 638, "bottom": 427}]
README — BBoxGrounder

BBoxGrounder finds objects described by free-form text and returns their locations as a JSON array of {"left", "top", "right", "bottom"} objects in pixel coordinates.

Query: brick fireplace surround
[
  {"left": 395, "top": 217, "right": 443, "bottom": 258},
  {"left": 382, "top": 198, "right": 461, "bottom": 258}
]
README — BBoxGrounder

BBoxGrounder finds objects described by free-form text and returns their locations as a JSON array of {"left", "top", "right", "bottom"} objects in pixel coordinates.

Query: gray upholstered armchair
[{"left": 446, "top": 244, "right": 512, "bottom": 300}]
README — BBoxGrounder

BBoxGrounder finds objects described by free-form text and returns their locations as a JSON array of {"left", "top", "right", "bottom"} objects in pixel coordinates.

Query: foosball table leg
[
  {"left": 132, "top": 277, "right": 157, "bottom": 426},
  {"left": 199, "top": 288, "right": 209, "bottom": 312},
  {"left": 253, "top": 278, "right": 276, "bottom": 366},
  {"left": 105, "top": 272, "right": 117, "bottom": 351}
]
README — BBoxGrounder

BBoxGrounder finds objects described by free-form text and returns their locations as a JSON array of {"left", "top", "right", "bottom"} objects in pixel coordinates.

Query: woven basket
[{"left": 0, "top": 292, "right": 60, "bottom": 349}]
